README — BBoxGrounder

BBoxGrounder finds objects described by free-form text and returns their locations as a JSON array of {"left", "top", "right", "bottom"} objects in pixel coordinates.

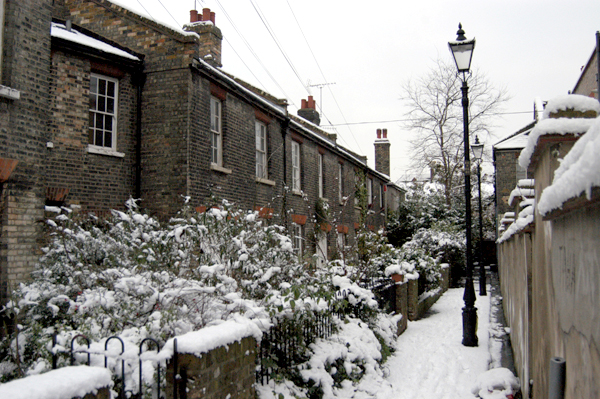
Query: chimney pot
[
  {"left": 190, "top": 10, "right": 198, "bottom": 23},
  {"left": 210, "top": 11, "right": 216, "bottom": 24},
  {"left": 202, "top": 8, "right": 211, "bottom": 21},
  {"left": 376, "top": 129, "right": 382, "bottom": 139},
  {"left": 383, "top": 128, "right": 387, "bottom": 139},
  {"left": 301, "top": 99, "right": 308, "bottom": 109},
  {"left": 308, "top": 95, "right": 316, "bottom": 109}
]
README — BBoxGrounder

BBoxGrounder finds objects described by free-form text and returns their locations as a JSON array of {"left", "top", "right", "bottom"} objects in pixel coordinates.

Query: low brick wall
[
  {"left": 165, "top": 334, "right": 257, "bottom": 399},
  {"left": 407, "top": 265, "right": 450, "bottom": 321}
]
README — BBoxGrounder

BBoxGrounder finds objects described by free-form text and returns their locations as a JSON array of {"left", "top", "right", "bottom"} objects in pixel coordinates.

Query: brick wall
[
  {"left": 0, "top": 0, "right": 53, "bottom": 302},
  {"left": 46, "top": 49, "right": 138, "bottom": 213},
  {"left": 494, "top": 149, "right": 521, "bottom": 229},
  {"left": 166, "top": 336, "right": 257, "bottom": 399}
]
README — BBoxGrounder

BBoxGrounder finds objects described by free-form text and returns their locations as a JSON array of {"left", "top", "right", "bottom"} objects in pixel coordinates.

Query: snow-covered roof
[
  {"left": 107, "top": 0, "right": 199, "bottom": 39},
  {"left": 494, "top": 123, "right": 536, "bottom": 151},
  {"left": 51, "top": 22, "right": 140, "bottom": 61},
  {"left": 538, "top": 116, "right": 600, "bottom": 216}
]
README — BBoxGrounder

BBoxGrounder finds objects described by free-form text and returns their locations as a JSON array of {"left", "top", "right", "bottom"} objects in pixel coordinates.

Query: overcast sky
[{"left": 115, "top": 0, "right": 599, "bottom": 182}]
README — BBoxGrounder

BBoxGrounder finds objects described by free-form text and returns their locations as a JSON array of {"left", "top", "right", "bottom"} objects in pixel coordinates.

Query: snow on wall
[
  {"left": 159, "top": 317, "right": 263, "bottom": 359},
  {"left": 0, "top": 366, "right": 112, "bottom": 399},
  {"left": 518, "top": 117, "right": 594, "bottom": 170},
  {"left": 538, "top": 116, "right": 600, "bottom": 215},
  {"left": 518, "top": 94, "right": 599, "bottom": 170},
  {"left": 542, "top": 94, "right": 600, "bottom": 119}
]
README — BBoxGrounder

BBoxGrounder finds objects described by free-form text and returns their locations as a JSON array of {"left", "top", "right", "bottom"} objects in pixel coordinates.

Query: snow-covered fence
[{"left": 257, "top": 311, "right": 332, "bottom": 384}]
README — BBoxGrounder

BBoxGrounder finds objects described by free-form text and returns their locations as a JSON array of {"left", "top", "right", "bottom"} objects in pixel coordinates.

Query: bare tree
[{"left": 402, "top": 58, "right": 509, "bottom": 205}]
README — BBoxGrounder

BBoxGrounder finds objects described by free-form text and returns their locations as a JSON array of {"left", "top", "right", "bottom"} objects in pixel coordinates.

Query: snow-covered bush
[
  {"left": 0, "top": 200, "right": 332, "bottom": 388},
  {"left": 1, "top": 198, "right": 403, "bottom": 399}
]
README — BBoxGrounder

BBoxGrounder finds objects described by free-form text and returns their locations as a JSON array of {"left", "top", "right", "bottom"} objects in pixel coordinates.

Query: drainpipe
[
  {"left": 281, "top": 112, "right": 290, "bottom": 225},
  {"left": 134, "top": 72, "right": 146, "bottom": 200},
  {"left": 548, "top": 357, "right": 566, "bottom": 399}
]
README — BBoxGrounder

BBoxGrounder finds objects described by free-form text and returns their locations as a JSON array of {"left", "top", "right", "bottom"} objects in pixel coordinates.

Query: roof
[
  {"left": 192, "top": 58, "right": 392, "bottom": 183},
  {"left": 493, "top": 121, "right": 536, "bottom": 151},
  {"left": 51, "top": 22, "right": 141, "bottom": 61}
]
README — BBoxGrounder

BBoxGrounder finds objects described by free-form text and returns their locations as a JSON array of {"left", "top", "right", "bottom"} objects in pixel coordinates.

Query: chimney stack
[
  {"left": 374, "top": 128, "right": 391, "bottom": 176},
  {"left": 297, "top": 95, "right": 320, "bottom": 126},
  {"left": 184, "top": 8, "right": 223, "bottom": 67}
]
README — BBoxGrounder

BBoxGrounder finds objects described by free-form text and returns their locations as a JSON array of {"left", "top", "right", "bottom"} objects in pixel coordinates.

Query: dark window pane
[
  {"left": 104, "top": 131, "right": 112, "bottom": 148},
  {"left": 105, "top": 115, "right": 113, "bottom": 131},
  {"left": 107, "top": 98, "right": 114, "bottom": 113},
  {"left": 89, "top": 94, "right": 97, "bottom": 110},
  {"left": 98, "top": 97, "right": 105, "bottom": 112},
  {"left": 89, "top": 128, "right": 95, "bottom": 144},
  {"left": 89, "top": 112, "right": 95, "bottom": 129},
  {"left": 99, "top": 79, "right": 106, "bottom": 95},
  {"left": 107, "top": 81, "right": 115, "bottom": 97},
  {"left": 95, "top": 131, "right": 103, "bottom": 147},
  {"left": 96, "top": 113, "right": 104, "bottom": 129}
]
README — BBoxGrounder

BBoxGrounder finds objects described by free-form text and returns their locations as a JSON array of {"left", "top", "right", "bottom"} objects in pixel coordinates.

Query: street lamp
[
  {"left": 471, "top": 135, "right": 486, "bottom": 296},
  {"left": 449, "top": 23, "right": 478, "bottom": 347}
]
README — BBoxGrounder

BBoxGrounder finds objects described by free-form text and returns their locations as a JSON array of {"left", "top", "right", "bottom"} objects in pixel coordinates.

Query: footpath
[{"left": 361, "top": 270, "right": 517, "bottom": 399}]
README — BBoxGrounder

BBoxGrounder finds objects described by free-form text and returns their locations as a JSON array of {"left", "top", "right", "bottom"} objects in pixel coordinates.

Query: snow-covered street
[
  {"left": 383, "top": 288, "right": 491, "bottom": 398},
  {"left": 354, "top": 286, "right": 495, "bottom": 399}
]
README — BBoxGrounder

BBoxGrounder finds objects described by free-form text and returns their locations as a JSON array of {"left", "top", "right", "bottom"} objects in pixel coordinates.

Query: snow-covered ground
[{"left": 356, "top": 286, "right": 505, "bottom": 399}]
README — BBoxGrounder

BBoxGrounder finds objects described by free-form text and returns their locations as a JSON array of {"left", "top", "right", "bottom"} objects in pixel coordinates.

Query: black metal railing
[{"left": 51, "top": 333, "right": 164, "bottom": 399}]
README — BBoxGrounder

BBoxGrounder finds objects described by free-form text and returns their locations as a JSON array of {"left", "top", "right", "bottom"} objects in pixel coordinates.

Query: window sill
[
  {"left": 256, "top": 177, "right": 275, "bottom": 186},
  {"left": 87, "top": 145, "right": 125, "bottom": 158},
  {"left": 211, "top": 163, "right": 232, "bottom": 174},
  {"left": 0, "top": 85, "right": 20, "bottom": 100},
  {"left": 292, "top": 189, "right": 303, "bottom": 196}
]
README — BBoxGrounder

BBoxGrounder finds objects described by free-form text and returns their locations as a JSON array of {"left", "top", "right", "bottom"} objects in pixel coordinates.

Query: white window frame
[
  {"left": 255, "top": 121, "right": 267, "bottom": 179},
  {"left": 338, "top": 164, "right": 343, "bottom": 203},
  {"left": 292, "top": 141, "right": 301, "bottom": 192},
  {"left": 210, "top": 96, "right": 223, "bottom": 166},
  {"left": 317, "top": 232, "right": 327, "bottom": 267},
  {"left": 318, "top": 153, "right": 324, "bottom": 198},
  {"left": 292, "top": 223, "right": 303, "bottom": 257},
  {"left": 337, "top": 231, "right": 346, "bottom": 250},
  {"left": 89, "top": 73, "right": 118, "bottom": 151},
  {"left": 367, "top": 178, "right": 373, "bottom": 205},
  {"left": 0, "top": 0, "right": 4, "bottom": 79}
]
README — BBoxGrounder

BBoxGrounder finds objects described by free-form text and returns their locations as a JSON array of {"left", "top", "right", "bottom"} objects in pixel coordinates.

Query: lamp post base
[{"left": 462, "top": 305, "right": 479, "bottom": 347}]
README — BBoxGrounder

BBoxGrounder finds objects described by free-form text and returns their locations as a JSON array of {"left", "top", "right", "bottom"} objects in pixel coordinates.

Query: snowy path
[{"left": 378, "top": 288, "right": 491, "bottom": 399}]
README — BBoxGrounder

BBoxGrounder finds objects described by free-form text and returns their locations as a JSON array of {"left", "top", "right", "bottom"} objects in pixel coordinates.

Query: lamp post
[
  {"left": 471, "top": 135, "right": 486, "bottom": 296},
  {"left": 449, "top": 23, "right": 478, "bottom": 347}
]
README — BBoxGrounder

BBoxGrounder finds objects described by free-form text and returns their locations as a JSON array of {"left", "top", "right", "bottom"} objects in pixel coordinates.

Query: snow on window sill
[
  {"left": 211, "top": 163, "right": 232, "bottom": 174},
  {"left": 87, "top": 145, "right": 125, "bottom": 158},
  {"left": 0, "top": 85, "right": 20, "bottom": 100},
  {"left": 292, "top": 189, "right": 303, "bottom": 196},
  {"left": 255, "top": 177, "right": 275, "bottom": 186}
]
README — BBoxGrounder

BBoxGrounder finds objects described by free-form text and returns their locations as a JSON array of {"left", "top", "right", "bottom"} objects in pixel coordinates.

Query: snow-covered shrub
[{"left": 0, "top": 200, "right": 330, "bottom": 389}]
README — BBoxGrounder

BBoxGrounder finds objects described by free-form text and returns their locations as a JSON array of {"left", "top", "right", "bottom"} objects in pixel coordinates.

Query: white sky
[{"left": 114, "top": 0, "right": 600, "bottom": 182}]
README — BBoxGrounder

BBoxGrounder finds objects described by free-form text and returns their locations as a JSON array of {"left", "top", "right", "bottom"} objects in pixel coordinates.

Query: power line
[
  {"left": 284, "top": 0, "right": 362, "bottom": 152},
  {"left": 212, "top": 0, "right": 298, "bottom": 108}
]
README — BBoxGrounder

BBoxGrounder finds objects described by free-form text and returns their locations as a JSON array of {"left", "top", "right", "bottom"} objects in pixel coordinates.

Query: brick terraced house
[{"left": 0, "top": 0, "right": 403, "bottom": 304}]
